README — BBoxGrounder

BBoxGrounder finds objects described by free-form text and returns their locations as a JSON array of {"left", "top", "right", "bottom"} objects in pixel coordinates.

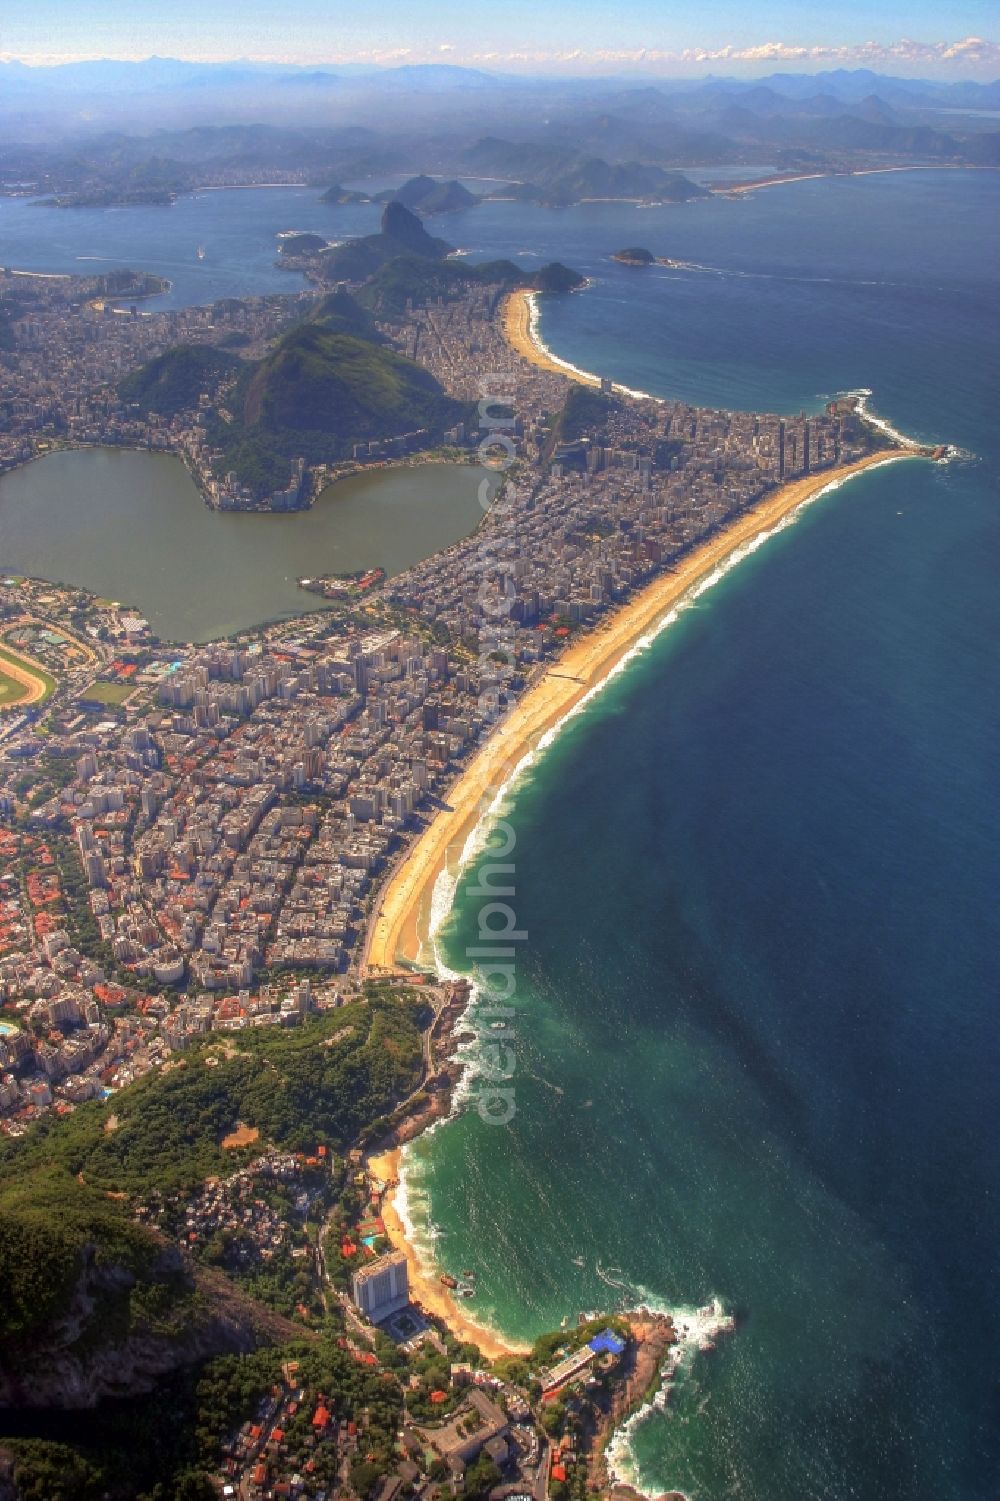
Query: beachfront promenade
[{"left": 0, "top": 262, "right": 935, "bottom": 1160}]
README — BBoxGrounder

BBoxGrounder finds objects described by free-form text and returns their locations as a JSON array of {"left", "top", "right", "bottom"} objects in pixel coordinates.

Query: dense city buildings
[{"left": 0, "top": 266, "right": 890, "bottom": 1133}]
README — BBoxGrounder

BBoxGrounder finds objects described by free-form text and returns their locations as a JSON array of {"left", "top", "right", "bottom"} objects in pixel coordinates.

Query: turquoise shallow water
[{"left": 399, "top": 172, "right": 1000, "bottom": 1501}]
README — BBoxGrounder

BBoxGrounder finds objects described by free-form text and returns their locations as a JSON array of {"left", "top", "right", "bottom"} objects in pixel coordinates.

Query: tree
[
  {"left": 172, "top": 1473, "right": 218, "bottom": 1501},
  {"left": 463, "top": 1454, "right": 502, "bottom": 1497},
  {"left": 351, "top": 1458, "right": 382, "bottom": 1497}
]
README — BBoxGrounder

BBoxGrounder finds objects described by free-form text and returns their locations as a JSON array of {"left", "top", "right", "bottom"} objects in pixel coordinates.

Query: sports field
[{"left": 0, "top": 642, "right": 56, "bottom": 709}]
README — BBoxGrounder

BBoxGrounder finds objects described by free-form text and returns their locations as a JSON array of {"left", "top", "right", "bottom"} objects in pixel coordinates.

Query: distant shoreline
[{"left": 716, "top": 163, "right": 1000, "bottom": 195}]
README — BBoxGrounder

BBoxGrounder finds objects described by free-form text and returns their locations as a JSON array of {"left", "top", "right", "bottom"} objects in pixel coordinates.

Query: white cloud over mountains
[{"left": 1, "top": 34, "right": 997, "bottom": 73}]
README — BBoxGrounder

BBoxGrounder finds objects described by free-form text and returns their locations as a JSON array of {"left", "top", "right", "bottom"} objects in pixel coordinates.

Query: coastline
[
  {"left": 365, "top": 450, "right": 917, "bottom": 976},
  {"left": 358, "top": 282, "right": 935, "bottom": 1374},
  {"left": 718, "top": 163, "right": 999, "bottom": 196},
  {"left": 360, "top": 444, "right": 924, "bottom": 1449},
  {"left": 501, "top": 287, "right": 602, "bottom": 387},
  {"left": 367, "top": 1146, "right": 531, "bottom": 1359}
]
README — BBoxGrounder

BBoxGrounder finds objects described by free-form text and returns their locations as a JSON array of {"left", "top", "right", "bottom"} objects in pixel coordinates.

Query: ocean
[
  {"left": 401, "top": 171, "right": 1000, "bottom": 1501},
  {"left": 3, "top": 167, "right": 998, "bottom": 1499}
]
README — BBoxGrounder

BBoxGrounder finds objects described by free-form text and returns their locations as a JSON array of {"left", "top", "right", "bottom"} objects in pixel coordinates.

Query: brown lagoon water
[{"left": 0, "top": 448, "right": 490, "bottom": 641}]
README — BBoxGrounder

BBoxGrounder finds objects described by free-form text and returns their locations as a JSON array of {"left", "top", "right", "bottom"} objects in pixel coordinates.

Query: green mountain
[
  {"left": 0, "top": 1165, "right": 298, "bottom": 1408},
  {"left": 0, "top": 992, "right": 425, "bottom": 1406},
  {"left": 119, "top": 344, "right": 242, "bottom": 418},
  {"left": 120, "top": 290, "right": 464, "bottom": 497},
  {"left": 317, "top": 200, "right": 452, "bottom": 282},
  {"left": 216, "top": 291, "right": 463, "bottom": 493},
  {"left": 535, "top": 261, "right": 587, "bottom": 293},
  {"left": 375, "top": 175, "right": 478, "bottom": 214}
]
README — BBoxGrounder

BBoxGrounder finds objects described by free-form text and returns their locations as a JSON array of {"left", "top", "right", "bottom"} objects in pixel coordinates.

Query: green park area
[{"left": 81, "top": 679, "right": 135, "bottom": 706}]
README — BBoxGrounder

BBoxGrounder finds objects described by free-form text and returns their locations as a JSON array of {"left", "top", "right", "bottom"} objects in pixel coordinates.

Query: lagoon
[{"left": 0, "top": 448, "right": 491, "bottom": 641}]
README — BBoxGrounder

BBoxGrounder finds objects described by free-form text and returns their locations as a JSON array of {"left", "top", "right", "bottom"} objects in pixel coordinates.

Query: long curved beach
[
  {"left": 366, "top": 451, "right": 914, "bottom": 974},
  {"left": 361, "top": 288, "right": 931, "bottom": 1360}
]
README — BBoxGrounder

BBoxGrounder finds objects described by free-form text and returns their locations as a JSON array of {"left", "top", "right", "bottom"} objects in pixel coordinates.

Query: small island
[
  {"left": 278, "top": 232, "right": 331, "bottom": 257},
  {"left": 612, "top": 247, "right": 656, "bottom": 266}
]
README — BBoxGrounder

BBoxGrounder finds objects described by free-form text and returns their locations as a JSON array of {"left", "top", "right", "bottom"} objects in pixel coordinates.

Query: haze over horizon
[{"left": 0, "top": 0, "right": 998, "bottom": 79}]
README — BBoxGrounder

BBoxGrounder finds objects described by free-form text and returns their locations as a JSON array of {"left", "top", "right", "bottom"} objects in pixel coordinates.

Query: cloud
[
  {"left": 299, "top": 35, "right": 998, "bottom": 72},
  {"left": 1, "top": 34, "right": 997, "bottom": 73},
  {"left": 400, "top": 34, "right": 1000, "bottom": 71}
]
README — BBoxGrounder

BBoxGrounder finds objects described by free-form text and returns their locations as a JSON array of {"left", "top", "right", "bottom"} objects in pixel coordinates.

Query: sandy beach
[
  {"left": 366, "top": 449, "right": 916, "bottom": 976},
  {"left": 362, "top": 290, "right": 930, "bottom": 1362},
  {"left": 367, "top": 1147, "right": 531, "bottom": 1359},
  {"left": 362, "top": 447, "right": 916, "bottom": 1360},
  {"left": 501, "top": 288, "right": 601, "bottom": 386}
]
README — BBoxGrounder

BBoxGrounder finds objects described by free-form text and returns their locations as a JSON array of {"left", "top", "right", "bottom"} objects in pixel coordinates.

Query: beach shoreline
[
  {"left": 365, "top": 448, "right": 918, "bottom": 978},
  {"left": 366, "top": 1146, "right": 532, "bottom": 1359},
  {"left": 360, "top": 286, "right": 933, "bottom": 1368},
  {"left": 501, "top": 287, "right": 602, "bottom": 386}
]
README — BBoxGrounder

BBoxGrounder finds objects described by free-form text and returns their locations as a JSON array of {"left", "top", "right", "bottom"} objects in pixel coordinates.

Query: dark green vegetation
[
  {"left": 535, "top": 262, "right": 587, "bottom": 294},
  {"left": 317, "top": 200, "right": 452, "bottom": 282},
  {"left": 278, "top": 232, "right": 329, "bottom": 257},
  {"left": 0, "top": 1167, "right": 160, "bottom": 1344},
  {"left": 215, "top": 290, "right": 464, "bottom": 495},
  {"left": 0, "top": 1330, "right": 409, "bottom": 1500},
  {"left": 0, "top": 987, "right": 425, "bottom": 1418},
  {"left": 2, "top": 992, "right": 427, "bottom": 1197},
  {"left": 558, "top": 385, "right": 620, "bottom": 442},
  {"left": 119, "top": 345, "right": 242, "bottom": 418},
  {"left": 612, "top": 246, "right": 655, "bottom": 265}
]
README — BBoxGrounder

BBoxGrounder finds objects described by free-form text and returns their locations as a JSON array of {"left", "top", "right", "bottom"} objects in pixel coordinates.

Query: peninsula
[{"left": 0, "top": 232, "right": 944, "bottom": 1501}]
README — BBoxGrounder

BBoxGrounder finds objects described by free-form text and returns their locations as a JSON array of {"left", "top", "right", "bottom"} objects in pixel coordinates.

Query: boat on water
[
  {"left": 440, "top": 1273, "right": 459, "bottom": 1290},
  {"left": 196, "top": 245, "right": 206, "bottom": 260}
]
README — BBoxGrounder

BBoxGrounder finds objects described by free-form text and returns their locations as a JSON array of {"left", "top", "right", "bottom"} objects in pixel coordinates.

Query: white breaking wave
[
  {"left": 605, "top": 1292, "right": 736, "bottom": 1501},
  {"left": 525, "top": 289, "right": 658, "bottom": 402},
  {"left": 848, "top": 388, "right": 969, "bottom": 462}
]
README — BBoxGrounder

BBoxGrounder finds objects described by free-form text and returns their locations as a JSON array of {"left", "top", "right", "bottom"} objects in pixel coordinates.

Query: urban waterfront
[
  {"left": 0, "top": 449, "right": 493, "bottom": 640},
  {"left": 403, "top": 168, "right": 1000, "bottom": 1500},
  {"left": 0, "top": 164, "right": 996, "bottom": 1501}
]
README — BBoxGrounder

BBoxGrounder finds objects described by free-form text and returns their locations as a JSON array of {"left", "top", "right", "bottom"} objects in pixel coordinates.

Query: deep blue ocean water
[
  {"left": 407, "top": 171, "right": 1000, "bottom": 1501},
  {"left": 2, "top": 168, "right": 998, "bottom": 1499}
]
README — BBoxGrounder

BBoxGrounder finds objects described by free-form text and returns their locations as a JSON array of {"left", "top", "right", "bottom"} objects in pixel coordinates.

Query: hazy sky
[{"left": 1, "top": 0, "right": 998, "bottom": 75}]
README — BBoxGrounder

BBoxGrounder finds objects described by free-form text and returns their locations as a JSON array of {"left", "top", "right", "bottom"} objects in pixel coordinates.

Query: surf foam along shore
[
  {"left": 605, "top": 1298, "right": 736, "bottom": 1501},
  {"left": 364, "top": 450, "right": 925, "bottom": 981},
  {"left": 360, "top": 453, "right": 927, "bottom": 1362},
  {"left": 502, "top": 286, "right": 656, "bottom": 400},
  {"left": 361, "top": 291, "right": 944, "bottom": 1378}
]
